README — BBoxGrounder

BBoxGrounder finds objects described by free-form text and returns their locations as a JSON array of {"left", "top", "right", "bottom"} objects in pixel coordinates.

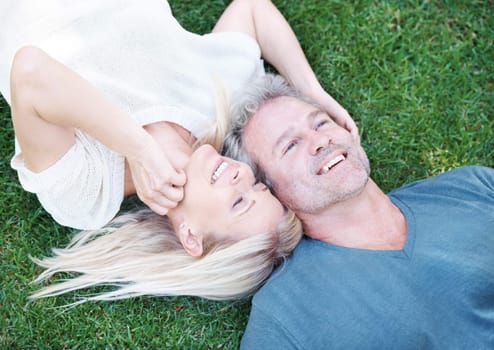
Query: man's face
[{"left": 243, "top": 96, "right": 370, "bottom": 215}]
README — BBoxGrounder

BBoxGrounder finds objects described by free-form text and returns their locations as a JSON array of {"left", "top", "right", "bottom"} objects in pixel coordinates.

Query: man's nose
[{"left": 309, "top": 130, "right": 331, "bottom": 156}]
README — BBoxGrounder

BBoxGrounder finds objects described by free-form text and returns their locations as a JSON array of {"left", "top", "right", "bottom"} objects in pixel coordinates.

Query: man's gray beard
[
  {"left": 283, "top": 174, "right": 370, "bottom": 214},
  {"left": 277, "top": 147, "right": 371, "bottom": 215}
]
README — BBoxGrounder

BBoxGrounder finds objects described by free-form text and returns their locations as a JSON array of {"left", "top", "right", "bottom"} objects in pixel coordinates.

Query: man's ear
[{"left": 178, "top": 223, "right": 204, "bottom": 257}]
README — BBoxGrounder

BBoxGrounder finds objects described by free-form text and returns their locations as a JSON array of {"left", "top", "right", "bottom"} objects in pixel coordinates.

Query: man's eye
[
  {"left": 282, "top": 141, "right": 297, "bottom": 155},
  {"left": 315, "top": 120, "right": 329, "bottom": 130}
]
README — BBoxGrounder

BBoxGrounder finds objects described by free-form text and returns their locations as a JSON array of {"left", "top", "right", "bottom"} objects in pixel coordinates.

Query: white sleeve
[{"left": 11, "top": 130, "right": 125, "bottom": 230}]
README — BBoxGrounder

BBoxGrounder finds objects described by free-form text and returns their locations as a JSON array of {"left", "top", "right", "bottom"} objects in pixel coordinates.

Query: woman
[
  {"left": 2, "top": 0, "right": 357, "bottom": 230},
  {"left": 29, "top": 143, "right": 303, "bottom": 304},
  {"left": 10, "top": 46, "right": 303, "bottom": 303},
  {"left": 12, "top": 44, "right": 304, "bottom": 302},
  {"left": 1, "top": 0, "right": 351, "bottom": 302}
]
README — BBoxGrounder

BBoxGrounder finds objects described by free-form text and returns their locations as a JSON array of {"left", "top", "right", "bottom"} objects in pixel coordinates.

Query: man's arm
[{"left": 213, "top": 0, "right": 358, "bottom": 138}]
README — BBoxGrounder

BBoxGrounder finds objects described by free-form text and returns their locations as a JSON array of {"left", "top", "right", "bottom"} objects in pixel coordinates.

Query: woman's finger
[
  {"left": 160, "top": 184, "right": 184, "bottom": 203},
  {"left": 145, "top": 194, "right": 181, "bottom": 216},
  {"left": 168, "top": 169, "right": 186, "bottom": 187}
]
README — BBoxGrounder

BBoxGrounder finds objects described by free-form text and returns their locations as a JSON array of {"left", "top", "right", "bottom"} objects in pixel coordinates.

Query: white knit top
[{"left": 0, "top": 0, "right": 264, "bottom": 229}]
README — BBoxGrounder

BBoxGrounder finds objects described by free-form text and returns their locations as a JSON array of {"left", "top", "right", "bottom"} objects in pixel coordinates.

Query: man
[{"left": 224, "top": 74, "right": 494, "bottom": 349}]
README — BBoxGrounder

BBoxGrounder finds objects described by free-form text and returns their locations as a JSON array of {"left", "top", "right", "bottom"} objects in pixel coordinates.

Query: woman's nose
[
  {"left": 231, "top": 164, "right": 256, "bottom": 192},
  {"left": 253, "top": 182, "right": 267, "bottom": 192},
  {"left": 230, "top": 163, "right": 244, "bottom": 186},
  {"left": 231, "top": 168, "right": 240, "bottom": 184}
]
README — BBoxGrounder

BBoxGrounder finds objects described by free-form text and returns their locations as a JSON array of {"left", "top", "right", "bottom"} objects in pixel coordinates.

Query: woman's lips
[{"left": 211, "top": 160, "right": 228, "bottom": 184}]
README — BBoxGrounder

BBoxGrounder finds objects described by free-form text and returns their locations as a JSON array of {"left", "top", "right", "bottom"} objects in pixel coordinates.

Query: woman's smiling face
[{"left": 175, "top": 144, "right": 284, "bottom": 244}]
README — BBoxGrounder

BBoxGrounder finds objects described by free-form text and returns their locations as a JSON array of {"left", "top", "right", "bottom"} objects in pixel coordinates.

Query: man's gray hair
[{"left": 223, "top": 73, "right": 317, "bottom": 185}]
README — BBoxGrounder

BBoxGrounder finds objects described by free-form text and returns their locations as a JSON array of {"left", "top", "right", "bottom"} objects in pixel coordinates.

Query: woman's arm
[
  {"left": 213, "top": 0, "right": 358, "bottom": 139},
  {"left": 10, "top": 46, "right": 186, "bottom": 215}
]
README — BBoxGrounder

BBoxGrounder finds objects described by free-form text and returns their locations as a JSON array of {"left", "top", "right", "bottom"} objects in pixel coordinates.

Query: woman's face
[{"left": 176, "top": 144, "right": 284, "bottom": 243}]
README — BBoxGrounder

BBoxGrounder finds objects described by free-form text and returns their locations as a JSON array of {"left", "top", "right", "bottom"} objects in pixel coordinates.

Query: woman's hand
[
  {"left": 127, "top": 134, "right": 187, "bottom": 216},
  {"left": 310, "top": 89, "right": 360, "bottom": 142},
  {"left": 214, "top": 1, "right": 359, "bottom": 141}
]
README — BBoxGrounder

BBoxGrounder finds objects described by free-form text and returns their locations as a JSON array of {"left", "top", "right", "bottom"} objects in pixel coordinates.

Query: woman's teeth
[
  {"left": 211, "top": 161, "right": 228, "bottom": 184},
  {"left": 321, "top": 154, "right": 346, "bottom": 174}
]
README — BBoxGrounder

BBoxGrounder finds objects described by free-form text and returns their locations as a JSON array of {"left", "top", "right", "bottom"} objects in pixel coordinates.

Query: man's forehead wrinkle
[{"left": 271, "top": 107, "right": 322, "bottom": 155}]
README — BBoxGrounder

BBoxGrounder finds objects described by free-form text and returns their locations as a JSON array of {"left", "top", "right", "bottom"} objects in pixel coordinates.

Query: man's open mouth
[{"left": 318, "top": 154, "right": 346, "bottom": 175}]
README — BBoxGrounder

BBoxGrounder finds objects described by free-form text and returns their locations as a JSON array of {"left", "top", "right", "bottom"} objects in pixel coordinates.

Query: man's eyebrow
[{"left": 272, "top": 109, "right": 323, "bottom": 156}]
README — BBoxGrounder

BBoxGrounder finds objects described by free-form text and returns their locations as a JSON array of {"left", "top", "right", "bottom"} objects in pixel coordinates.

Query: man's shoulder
[
  {"left": 390, "top": 165, "right": 493, "bottom": 195},
  {"left": 244, "top": 237, "right": 343, "bottom": 349},
  {"left": 251, "top": 237, "right": 314, "bottom": 303},
  {"left": 388, "top": 165, "right": 494, "bottom": 219},
  {"left": 250, "top": 236, "right": 349, "bottom": 318},
  {"left": 430, "top": 165, "right": 493, "bottom": 183},
  {"left": 242, "top": 239, "right": 314, "bottom": 349}
]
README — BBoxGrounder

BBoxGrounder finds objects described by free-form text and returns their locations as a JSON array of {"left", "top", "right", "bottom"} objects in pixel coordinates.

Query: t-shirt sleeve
[
  {"left": 473, "top": 166, "right": 494, "bottom": 198},
  {"left": 445, "top": 165, "right": 494, "bottom": 207},
  {"left": 10, "top": 131, "right": 125, "bottom": 230},
  {"left": 389, "top": 165, "right": 494, "bottom": 209},
  {"left": 240, "top": 306, "right": 303, "bottom": 350}
]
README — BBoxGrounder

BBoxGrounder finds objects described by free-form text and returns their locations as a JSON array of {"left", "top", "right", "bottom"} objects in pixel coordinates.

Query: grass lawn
[{"left": 1, "top": 0, "right": 492, "bottom": 348}]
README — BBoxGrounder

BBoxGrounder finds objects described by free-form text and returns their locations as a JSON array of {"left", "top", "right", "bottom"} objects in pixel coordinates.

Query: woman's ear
[{"left": 178, "top": 223, "right": 204, "bottom": 257}]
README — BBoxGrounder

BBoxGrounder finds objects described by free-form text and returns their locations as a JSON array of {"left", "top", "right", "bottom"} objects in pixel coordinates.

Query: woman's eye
[{"left": 233, "top": 196, "right": 244, "bottom": 208}]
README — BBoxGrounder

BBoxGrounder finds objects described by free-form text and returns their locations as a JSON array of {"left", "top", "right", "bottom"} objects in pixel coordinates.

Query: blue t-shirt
[{"left": 241, "top": 166, "right": 494, "bottom": 350}]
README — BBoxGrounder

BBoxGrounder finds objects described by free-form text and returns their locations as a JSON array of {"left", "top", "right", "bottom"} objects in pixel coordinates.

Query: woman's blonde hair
[
  {"left": 30, "top": 79, "right": 302, "bottom": 305},
  {"left": 30, "top": 207, "right": 302, "bottom": 305},
  {"left": 193, "top": 79, "right": 230, "bottom": 151}
]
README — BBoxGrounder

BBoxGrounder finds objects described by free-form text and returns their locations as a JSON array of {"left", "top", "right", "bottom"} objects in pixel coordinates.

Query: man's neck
[{"left": 299, "top": 179, "right": 407, "bottom": 250}]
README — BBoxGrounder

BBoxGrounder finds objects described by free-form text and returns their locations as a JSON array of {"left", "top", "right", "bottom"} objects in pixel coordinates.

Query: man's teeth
[
  {"left": 321, "top": 154, "right": 346, "bottom": 174},
  {"left": 211, "top": 161, "right": 228, "bottom": 184}
]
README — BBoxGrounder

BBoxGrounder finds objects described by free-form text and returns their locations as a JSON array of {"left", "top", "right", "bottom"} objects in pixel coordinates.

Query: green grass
[{"left": 1, "top": 0, "right": 493, "bottom": 348}]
